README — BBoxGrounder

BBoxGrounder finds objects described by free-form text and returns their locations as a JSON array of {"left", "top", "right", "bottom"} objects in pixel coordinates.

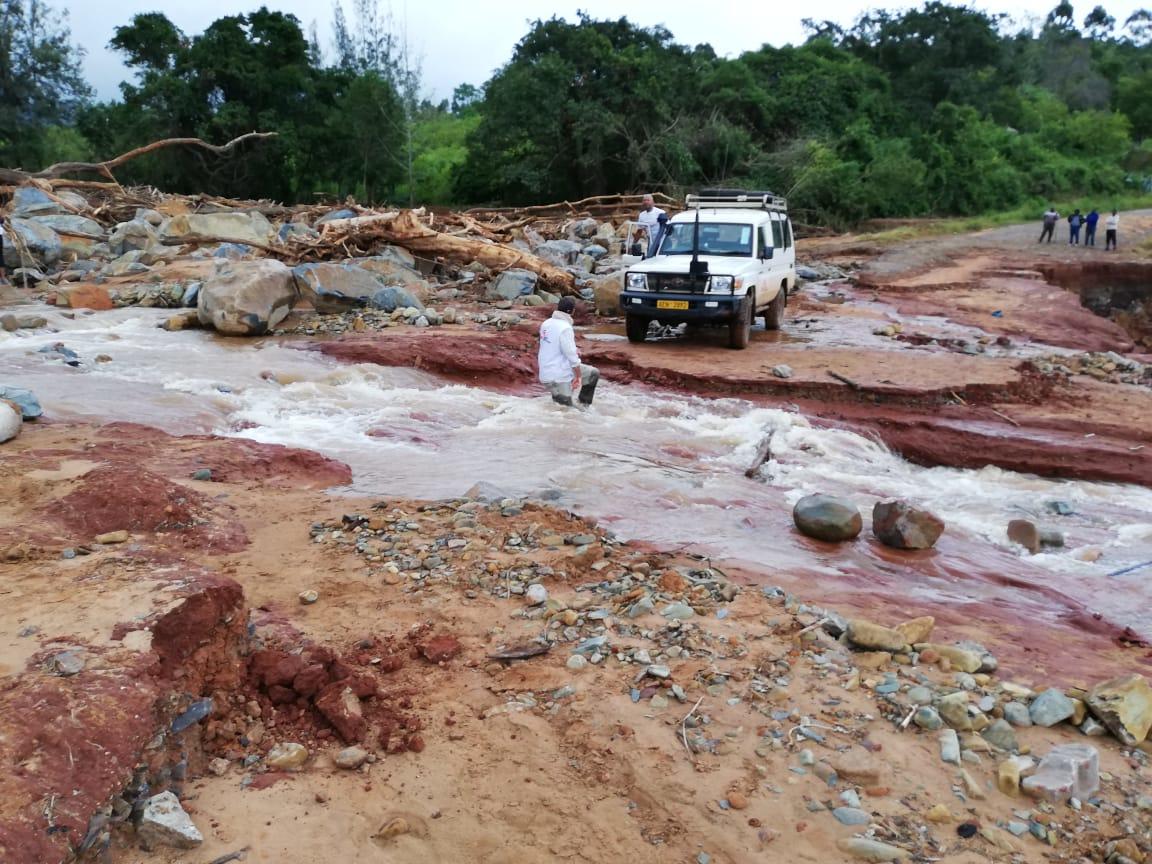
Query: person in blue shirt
[
  {"left": 1084, "top": 209, "right": 1100, "bottom": 246},
  {"left": 1067, "top": 209, "right": 1083, "bottom": 245}
]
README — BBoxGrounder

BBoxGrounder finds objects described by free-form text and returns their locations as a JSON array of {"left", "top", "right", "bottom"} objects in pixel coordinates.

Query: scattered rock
[
  {"left": 0, "top": 386, "right": 42, "bottom": 420},
  {"left": 1029, "top": 688, "right": 1076, "bottom": 727},
  {"left": 334, "top": 747, "right": 370, "bottom": 769},
  {"left": 981, "top": 719, "right": 1018, "bottom": 751},
  {"left": 50, "top": 651, "right": 85, "bottom": 676},
  {"left": 566, "top": 654, "right": 588, "bottom": 672},
  {"left": 419, "top": 635, "right": 462, "bottom": 663},
  {"left": 835, "top": 837, "right": 909, "bottom": 861},
  {"left": 871, "top": 500, "right": 945, "bottom": 549},
  {"left": 830, "top": 751, "right": 883, "bottom": 785},
  {"left": 939, "top": 729, "right": 960, "bottom": 764},
  {"left": 772, "top": 364, "right": 794, "bottom": 379},
  {"left": 0, "top": 401, "right": 21, "bottom": 444},
  {"left": 832, "top": 807, "right": 870, "bottom": 825},
  {"left": 1003, "top": 701, "right": 1032, "bottom": 726},
  {"left": 525, "top": 583, "right": 548, "bottom": 605},
  {"left": 315, "top": 684, "right": 367, "bottom": 743},
  {"left": 793, "top": 494, "right": 862, "bottom": 542},
  {"left": 94, "top": 530, "right": 130, "bottom": 544},
  {"left": 265, "top": 742, "right": 309, "bottom": 771},
  {"left": 1007, "top": 519, "right": 1040, "bottom": 554},
  {"left": 299, "top": 589, "right": 319, "bottom": 605},
  {"left": 846, "top": 619, "right": 908, "bottom": 652},
  {"left": 1021, "top": 743, "right": 1099, "bottom": 803},
  {"left": 207, "top": 757, "right": 230, "bottom": 776},
  {"left": 161, "top": 211, "right": 275, "bottom": 246},
  {"left": 487, "top": 268, "right": 538, "bottom": 302},
  {"left": 916, "top": 643, "right": 983, "bottom": 674},
  {"left": 914, "top": 707, "right": 943, "bottom": 730},
  {"left": 1086, "top": 673, "right": 1152, "bottom": 745},
  {"left": 895, "top": 616, "right": 934, "bottom": 645},
  {"left": 138, "top": 791, "right": 203, "bottom": 849},
  {"left": 726, "top": 791, "right": 748, "bottom": 810}
]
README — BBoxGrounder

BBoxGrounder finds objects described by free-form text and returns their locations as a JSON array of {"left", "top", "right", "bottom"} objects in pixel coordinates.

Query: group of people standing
[{"left": 1040, "top": 207, "right": 1119, "bottom": 250}]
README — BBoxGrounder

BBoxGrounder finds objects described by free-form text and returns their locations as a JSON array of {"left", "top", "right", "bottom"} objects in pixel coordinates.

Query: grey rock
[
  {"left": 584, "top": 244, "right": 608, "bottom": 260},
  {"left": 1029, "top": 688, "right": 1075, "bottom": 727},
  {"left": 292, "top": 262, "right": 386, "bottom": 314},
  {"left": 0, "top": 386, "right": 43, "bottom": 419},
  {"left": 771, "top": 364, "right": 794, "bottom": 379},
  {"left": 198, "top": 259, "right": 298, "bottom": 336},
  {"left": 872, "top": 500, "right": 945, "bottom": 550},
  {"left": 161, "top": 211, "right": 274, "bottom": 246},
  {"left": 792, "top": 494, "right": 862, "bottom": 542},
  {"left": 914, "top": 706, "right": 943, "bottom": 730},
  {"left": 836, "top": 837, "right": 909, "bottom": 861},
  {"left": 535, "top": 239, "right": 583, "bottom": 265},
  {"left": 661, "top": 602, "right": 695, "bottom": 620},
  {"left": 28, "top": 214, "right": 105, "bottom": 238},
  {"left": 12, "top": 186, "right": 65, "bottom": 217},
  {"left": 939, "top": 728, "right": 960, "bottom": 764},
  {"left": 334, "top": 746, "right": 369, "bottom": 769},
  {"left": 212, "top": 242, "right": 253, "bottom": 260},
  {"left": 138, "top": 791, "right": 202, "bottom": 849},
  {"left": 981, "top": 718, "right": 1019, "bottom": 751},
  {"left": 796, "top": 265, "right": 821, "bottom": 281},
  {"left": 108, "top": 219, "right": 161, "bottom": 256},
  {"left": 568, "top": 218, "right": 599, "bottom": 240},
  {"left": 1079, "top": 716, "right": 1107, "bottom": 737},
  {"left": 182, "top": 282, "right": 201, "bottom": 307},
  {"left": 1003, "top": 701, "right": 1032, "bottom": 726},
  {"left": 51, "top": 650, "right": 85, "bottom": 676},
  {"left": 1039, "top": 529, "right": 1065, "bottom": 548},
  {"left": 832, "top": 807, "right": 870, "bottom": 826},
  {"left": 487, "top": 268, "right": 538, "bottom": 302},
  {"left": 135, "top": 208, "right": 165, "bottom": 226},
  {"left": 5, "top": 218, "right": 61, "bottom": 269},
  {"left": 906, "top": 686, "right": 933, "bottom": 705}
]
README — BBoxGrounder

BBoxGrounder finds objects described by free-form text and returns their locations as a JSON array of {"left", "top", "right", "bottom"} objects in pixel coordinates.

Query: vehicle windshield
[{"left": 658, "top": 222, "right": 754, "bottom": 257}]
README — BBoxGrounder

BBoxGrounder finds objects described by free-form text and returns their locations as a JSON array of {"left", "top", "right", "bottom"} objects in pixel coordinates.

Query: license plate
[{"left": 656, "top": 300, "right": 689, "bottom": 310}]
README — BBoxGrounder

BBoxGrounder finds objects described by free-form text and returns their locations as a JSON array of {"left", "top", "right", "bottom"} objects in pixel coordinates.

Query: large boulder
[
  {"left": 292, "top": 262, "right": 398, "bottom": 314},
  {"left": 535, "top": 239, "right": 584, "bottom": 265},
  {"left": 1086, "top": 673, "right": 1152, "bottom": 745},
  {"left": 161, "top": 212, "right": 275, "bottom": 246},
  {"left": 0, "top": 401, "right": 21, "bottom": 444},
  {"left": 29, "top": 214, "right": 105, "bottom": 257},
  {"left": 11, "top": 186, "right": 63, "bottom": 218},
  {"left": 108, "top": 219, "right": 162, "bottom": 256},
  {"left": 4, "top": 219, "right": 62, "bottom": 269},
  {"left": 592, "top": 271, "right": 624, "bottom": 315},
  {"left": 872, "top": 500, "right": 945, "bottom": 550},
  {"left": 198, "top": 260, "right": 297, "bottom": 336},
  {"left": 0, "top": 386, "right": 43, "bottom": 419},
  {"left": 369, "top": 286, "right": 424, "bottom": 313},
  {"left": 486, "top": 268, "right": 538, "bottom": 302},
  {"left": 793, "top": 493, "right": 863, "bottom": 542},
  {"left": 355, "top": 254, "right": 428, "bottom": 293}
]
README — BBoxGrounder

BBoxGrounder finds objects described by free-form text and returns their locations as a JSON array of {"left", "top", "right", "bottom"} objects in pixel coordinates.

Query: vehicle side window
[
  {"left": 783, "top": 219, "right": 793, "bottom": 249},
  {"left": 771, "top": 218, "right": 783, "bottom": 248},
  {"left": 758, "top": 226, "right": 770, "bottom": 256}
]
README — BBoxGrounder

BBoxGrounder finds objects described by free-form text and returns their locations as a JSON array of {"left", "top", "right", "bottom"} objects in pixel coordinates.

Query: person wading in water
[{"left": 537, "top": 297, "right": 599, "bottom": 407}]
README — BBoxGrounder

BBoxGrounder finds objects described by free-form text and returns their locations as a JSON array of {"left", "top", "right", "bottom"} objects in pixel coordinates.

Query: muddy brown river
[{"left": 4, "top": 305, "right": 1152, "bottom": 643}]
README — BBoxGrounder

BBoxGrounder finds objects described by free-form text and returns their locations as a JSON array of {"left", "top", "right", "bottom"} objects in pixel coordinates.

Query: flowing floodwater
[{"left": 4, "top": 306, "right": 1152, "bottom": 639}]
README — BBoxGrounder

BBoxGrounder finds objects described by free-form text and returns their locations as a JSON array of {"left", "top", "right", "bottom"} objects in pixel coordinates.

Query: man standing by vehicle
[
  {"left": 1039, "top": 206, "right": 1059, "bottom": 243},
  {"left": 637, "top": 194, "right": 666, "bottom": 258},
  {"left": 538, "top": 297, "right": 599, "bottom": 407},
  {"left": 1105, "top": 210, "right": 1119, "bottom": 250}
]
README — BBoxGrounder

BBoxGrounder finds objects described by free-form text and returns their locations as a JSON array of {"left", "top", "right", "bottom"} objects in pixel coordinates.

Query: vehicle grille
[{"left": 650, "top": 274, "right": 709, "bottom": 293}]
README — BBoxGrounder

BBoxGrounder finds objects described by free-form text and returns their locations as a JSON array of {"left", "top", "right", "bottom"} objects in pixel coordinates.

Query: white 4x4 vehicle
[{"left": 620, "top": 190, "right": 797, "bottom": 349}]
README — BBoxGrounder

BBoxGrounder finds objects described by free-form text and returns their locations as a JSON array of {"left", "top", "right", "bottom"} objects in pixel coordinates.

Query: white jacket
[{"left": 538, "top": 311, "right": 580, "bottom": 383}]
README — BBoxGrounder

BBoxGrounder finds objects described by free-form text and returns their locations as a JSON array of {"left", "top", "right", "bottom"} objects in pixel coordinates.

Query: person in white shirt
[
  {"left": 1105, "top": 210, "right": 1119, "bottom": 251},
  {"left": 636, "top": 194, "right": 666, "bottom": 258},
  {"left": 537, "top": 296, "right": 599, "bottom": 407}
]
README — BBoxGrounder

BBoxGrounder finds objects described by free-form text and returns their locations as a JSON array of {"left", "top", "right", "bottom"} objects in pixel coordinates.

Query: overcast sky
[{"left": 69, "top": 1, "right": 1146, "bottom": 103}]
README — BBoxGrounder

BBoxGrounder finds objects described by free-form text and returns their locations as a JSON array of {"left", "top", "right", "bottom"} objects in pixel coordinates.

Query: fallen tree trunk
[
  {"left": 295, "top": 209, "right": 576, "bottom": 291},
  {"left": 0, "top": 132, "right": 278, "bottom": 185}
]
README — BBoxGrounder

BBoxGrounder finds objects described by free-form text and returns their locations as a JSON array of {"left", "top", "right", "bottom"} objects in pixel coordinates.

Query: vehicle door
[
  {"left": 780, "top": 217, "right": 797, "bottom": 287},
  {"left": 755, "top": 223, "right": 773, "bottom": 310}
]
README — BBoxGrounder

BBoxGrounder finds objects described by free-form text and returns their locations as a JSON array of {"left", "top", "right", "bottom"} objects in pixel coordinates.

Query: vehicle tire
[
  {"left": 728, "top": 297, "right": 751, "bottom": 350},
  {"left": 625, "top": 313, "right": 649, "bottom": 343},
  {"left": 764, "top": 286, "right": 786, "bottom": 331}
]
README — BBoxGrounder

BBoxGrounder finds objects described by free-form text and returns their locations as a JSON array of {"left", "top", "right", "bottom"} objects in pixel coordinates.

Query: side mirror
[{"left": 761, "top": 247, "right": 774, "bottom": 260}]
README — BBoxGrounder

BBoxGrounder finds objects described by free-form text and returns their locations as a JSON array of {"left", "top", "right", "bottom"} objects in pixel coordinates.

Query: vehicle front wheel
[
  {"left": 625, "top": 313, "right": 649, "bottom": 343},
  {"left": 764, "top": 287, "right": 786, "bottom": 331},
  {"left": 728, "top": 297, "right": 752, "bottom": 349}
]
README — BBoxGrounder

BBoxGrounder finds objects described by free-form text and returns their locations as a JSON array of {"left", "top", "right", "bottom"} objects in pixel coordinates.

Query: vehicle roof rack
[{"left": 685, "top": 189, "right": 787, "bottom": 212}]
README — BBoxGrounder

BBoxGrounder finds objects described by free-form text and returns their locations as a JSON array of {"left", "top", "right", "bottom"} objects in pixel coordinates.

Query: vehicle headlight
[
  {"left": 626, "top": 273, "right": 648, "bottom": 291},
  {"left": 709, "top": 276, "right": 734, "bottom": 292}
]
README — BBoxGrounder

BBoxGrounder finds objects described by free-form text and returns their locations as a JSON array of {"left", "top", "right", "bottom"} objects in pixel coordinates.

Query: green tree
[{"left": 0, "top": 0, "right": 91, "bottom": 168}]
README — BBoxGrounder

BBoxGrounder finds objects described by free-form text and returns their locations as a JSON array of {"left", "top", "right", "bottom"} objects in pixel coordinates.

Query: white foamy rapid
[{"left": 3, "top": 306, "right": 1152, "bottom": 635}]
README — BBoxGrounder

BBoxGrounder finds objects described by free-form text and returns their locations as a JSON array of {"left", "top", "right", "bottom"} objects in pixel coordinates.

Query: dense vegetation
[{"left": 2, "top": 0, "right": 1150, "bottom": 226}]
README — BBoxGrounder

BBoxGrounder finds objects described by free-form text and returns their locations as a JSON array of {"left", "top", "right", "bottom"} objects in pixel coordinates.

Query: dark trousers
[
  {"left": 1105, "top": 229, "right": 1117, "bottom": 250},
  {"left": 1039, "top": 223, "right": 1054, "bottom": 243},
  {"left": 1084, "top": 225, "right": 1097, "bottom": 246},
  {"left": 1069, "top": 225, "right": 1081, "bottom": 244}
]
